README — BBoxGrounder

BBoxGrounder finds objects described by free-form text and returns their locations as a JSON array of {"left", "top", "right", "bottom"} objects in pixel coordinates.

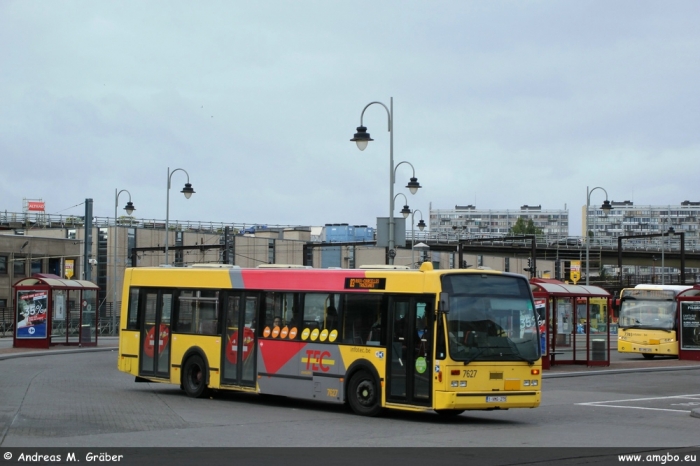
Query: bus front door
[
  {"left": 386, "top": 296, "right": 433, "bottom": 407},
  {"left": 139, "top": 290, "right": 173, "bottom": 379},
  {"left": 221, "top": 292, "right": 259, "bottom": 387}
]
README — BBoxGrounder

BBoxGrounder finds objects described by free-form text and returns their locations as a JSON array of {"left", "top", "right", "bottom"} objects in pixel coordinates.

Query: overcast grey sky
[{"left": 1, "top": 1, "right": 698, "bottom": 236}]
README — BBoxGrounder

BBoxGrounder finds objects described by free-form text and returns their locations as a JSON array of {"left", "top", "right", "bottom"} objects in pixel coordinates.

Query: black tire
[
  {"left": 347, "top": 370, "right": 382, "bottom": 416},
  {"left": 182, "top": 354, "right": 209, "bottom": 398},
  {"left": 642, "top": 353, "right": 655, "bottom": 360},
  {"left": 435, "top": 409, "right": 465, "bottom": 417}
]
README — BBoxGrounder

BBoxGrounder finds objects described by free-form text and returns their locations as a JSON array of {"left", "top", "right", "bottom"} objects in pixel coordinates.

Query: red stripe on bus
[{"left": 240, "top": 269, "right": 368, "bottom": 291}]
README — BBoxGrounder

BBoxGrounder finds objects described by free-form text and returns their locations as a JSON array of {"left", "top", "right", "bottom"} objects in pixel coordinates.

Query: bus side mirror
[{"left": 439, "top": 292, "right": 450, "bottom": 313}]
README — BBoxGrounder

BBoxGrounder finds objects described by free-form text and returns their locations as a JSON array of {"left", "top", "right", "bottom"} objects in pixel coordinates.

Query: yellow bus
[
  {"left": 617, "top": 284, "right": 693, "bottom": 359},
  {"left": 117, "top": 262, "right": 541, "bottom": 416}
]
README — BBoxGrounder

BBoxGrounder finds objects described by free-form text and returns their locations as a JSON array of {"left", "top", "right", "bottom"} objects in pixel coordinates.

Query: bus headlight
[{"left": 451, "top": 381, "right": 458, "bottom": 387}]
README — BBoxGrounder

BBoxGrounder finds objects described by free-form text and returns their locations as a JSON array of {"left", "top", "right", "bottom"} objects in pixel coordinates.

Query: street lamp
[
  {"left": 165, "top": 167, "right": 195, "bottom": 266},
  {"left": 114, "top": 189, "right": 135, "bottom": 334},
  {"left": 411, "top": 209, "right": 425, "bottom": 268},
  {"left": 585, "top": 186, "right": 612, "bottom": 285},
  {"left": 351, "top": 97, "right": 421, "bottom": 264}
]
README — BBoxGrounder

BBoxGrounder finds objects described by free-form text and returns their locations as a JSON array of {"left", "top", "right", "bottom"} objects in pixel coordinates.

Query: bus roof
[
  {"left": 633, "top": 284, "right": 694, "bottom": 292},
  {"left": 124, "top": 265, "right": 517, "bottom": 294}
]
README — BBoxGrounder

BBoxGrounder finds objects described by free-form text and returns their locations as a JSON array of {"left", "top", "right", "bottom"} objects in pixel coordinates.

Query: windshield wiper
[{"left": 463, "top": 347, "right": 489, "bottom": 364}]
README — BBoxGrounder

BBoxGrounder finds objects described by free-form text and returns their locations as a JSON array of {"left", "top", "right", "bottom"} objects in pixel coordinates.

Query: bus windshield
[
  {"left": 618, "top": 300, "right": 675, "bottom": 330},
  {"left": 442, "top": 274, "right": 540, "bottom": 363}
]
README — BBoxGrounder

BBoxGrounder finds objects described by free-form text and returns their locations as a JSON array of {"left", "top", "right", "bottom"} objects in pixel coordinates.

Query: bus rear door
[{"left": 139, "top": 289, "right": 173, "bottom": 379}]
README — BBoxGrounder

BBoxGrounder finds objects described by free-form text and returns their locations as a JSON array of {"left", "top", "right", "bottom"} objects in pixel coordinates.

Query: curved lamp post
[
  {"left": 165, "top": 167, "right": 195, "bottom": 266},
  {"left": 114, "top": 189, "right": 135, "bottom": 334},
  {"left": 585, "top": 186, "right": 612, "bottom": 285},
  {"left": 351, "top": 97, "right": 421, "bottom": 264},
  {"left": 411, "top": 209, "right": 425, "bottom": 268}
]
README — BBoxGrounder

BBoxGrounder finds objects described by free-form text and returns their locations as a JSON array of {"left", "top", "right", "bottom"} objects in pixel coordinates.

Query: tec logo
[
  {"left": 302, "top": 350, "right": 335, "bottom": 372},
  {"left": 375, "top": 351, "right": 385, "bottom": 359}
]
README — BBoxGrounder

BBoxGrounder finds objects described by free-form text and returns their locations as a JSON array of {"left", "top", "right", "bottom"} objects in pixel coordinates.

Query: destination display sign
[
  {"left": 621, "top": 289, "right": 676, "bottom": 300},
  {"left": 345, "top": 278, "right": 386, "bottom": 290}
]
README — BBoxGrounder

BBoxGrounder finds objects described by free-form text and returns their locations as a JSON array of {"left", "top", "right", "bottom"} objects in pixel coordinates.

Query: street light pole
[
  {"left": 411, "top": 209, "right": 425, "bottom": 269},
  {"left": 114, "top": 189, "right": 135, "bottom": 335},
  {"left": 585, "top": 186, "right": 612, "bottom": 285},
  {"left": 351, "top": 98, "right": 421, "bottom": 264},
  {"left": 165, "top": 167, "right": 195, "bottom": 266}
]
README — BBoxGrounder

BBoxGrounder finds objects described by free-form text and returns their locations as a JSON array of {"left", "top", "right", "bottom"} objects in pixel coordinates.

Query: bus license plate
[
  {"left": 486, "top": 396, "right": 506, "bottom": 402},
  {"left": 639, "top": 348, "right": 651, "bottom": 352}
]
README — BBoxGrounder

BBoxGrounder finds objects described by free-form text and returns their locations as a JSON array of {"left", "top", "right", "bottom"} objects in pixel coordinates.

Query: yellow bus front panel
[
  {"left": 434, "top": 362, "right": 541, "bottom": 410},
  {"left": 618, "top": 329, "right": 678, "bottom": 357}
]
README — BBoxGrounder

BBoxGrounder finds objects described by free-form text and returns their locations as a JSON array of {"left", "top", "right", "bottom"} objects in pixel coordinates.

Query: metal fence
[{"left": 0, "top": 306, "right": 13, "bottom": 337}]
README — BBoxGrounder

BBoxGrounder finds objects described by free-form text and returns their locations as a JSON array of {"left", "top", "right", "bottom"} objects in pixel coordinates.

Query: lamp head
[
  {"left": 181, "top": 183, "right": 195, "bottom": 199},
  {"left": 601, "top": 200, "right": 612, "bottom": 215},
  {"left": 350, "top": 126, "right": 373, "bottom": 151},
  {"left": 124, "top": 201, "right": 135, "bottom": 216},
  {"left": 417, "top": 219, "right": 426, "bottom": 231},
  {"left": 400, "top": 205, "right": 411, "bottom": 218},
  {"left": 406, "top": 177, "right": 421, "bottom": 194}
]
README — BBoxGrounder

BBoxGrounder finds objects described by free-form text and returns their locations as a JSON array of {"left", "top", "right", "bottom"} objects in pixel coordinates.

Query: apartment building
[
  {"left": 583, "top": 200, "right": 700, "bottom": 242},
  {"left": 429, "top": 204, "right": 569, "bottom": 238}
]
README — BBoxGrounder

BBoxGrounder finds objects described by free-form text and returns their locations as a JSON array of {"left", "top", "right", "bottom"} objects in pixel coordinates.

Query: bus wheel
[
  {"left": 642, "top": 353, "right": 655, "bottom": 360},
  {"left": 183, "top": 355, "right": 209, "bottom": 398},
  {"left": 435, "top": 409, "right": 465, "bottom": 417},
  {"left": 348, "top": 370, "right": 382, "bottom": 417}
]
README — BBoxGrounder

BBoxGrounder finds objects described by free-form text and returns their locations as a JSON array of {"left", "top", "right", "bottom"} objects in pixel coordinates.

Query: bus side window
[{"left": 126, "top": 288, "right": 140, "bottom": 330}]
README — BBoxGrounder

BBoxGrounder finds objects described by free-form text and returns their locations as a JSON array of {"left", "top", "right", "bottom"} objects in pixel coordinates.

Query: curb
[
  {"left": 692, "top": 409, "right": 700, "bottom": 419},
  {"left": 544, "top": 364, "right": 700, "bottom": 378},
  {"left": 0, "top": 347, "right": 117, "bottom": 361}
]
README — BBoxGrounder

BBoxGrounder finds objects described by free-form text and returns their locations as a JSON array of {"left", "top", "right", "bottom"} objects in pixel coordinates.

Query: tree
[{"left": 508, "top": 218, "right": 543, "bottom": 235}]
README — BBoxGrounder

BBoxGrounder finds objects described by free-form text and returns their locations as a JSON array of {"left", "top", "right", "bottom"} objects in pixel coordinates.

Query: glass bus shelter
[
  {"left": 13, "top": 274, "right": 99, "bottom": 349},
  {"left": 530, "top": 278, "right": 612, "bottom": 369}
]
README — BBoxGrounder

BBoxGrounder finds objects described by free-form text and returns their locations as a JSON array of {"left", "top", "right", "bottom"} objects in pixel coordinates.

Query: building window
[
  {"left": 268, "top": 239, "right": 275, "bottom": 264},
  {"left": 127, "top": 228, "right": 136, "bottom": 266},
  {"left": 0, "top": 256, "right": 7, "bottom": 274},
  {"left": 31, "top": 259, "right": 42, "bottom": 275},
  {"left": 175, "top": 231, "right": 183, "bottom": 266},
  {"left": 14, "top": 257, "right": 25, "bottom": 276}
]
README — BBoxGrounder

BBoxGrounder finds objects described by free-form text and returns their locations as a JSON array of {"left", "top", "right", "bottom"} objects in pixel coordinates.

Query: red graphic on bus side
[
  {"left": 144, "top": 324, "right": 170, "bottom": 358},
  {"left": 226, "top": 327, "right": 255, "bottom": 364}
]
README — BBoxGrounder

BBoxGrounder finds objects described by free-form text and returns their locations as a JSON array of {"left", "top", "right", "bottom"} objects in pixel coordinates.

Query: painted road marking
[{"left": 577, "top": 394, "right": 700, "bottom": 413}]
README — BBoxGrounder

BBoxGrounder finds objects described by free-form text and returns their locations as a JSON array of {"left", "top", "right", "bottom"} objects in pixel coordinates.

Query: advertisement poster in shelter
[
  {"left": 680, "top": 302, "right": 700, "bottom": 350},
  {"left": 16, "top": 290, "right": 48, "bottom": 339}
]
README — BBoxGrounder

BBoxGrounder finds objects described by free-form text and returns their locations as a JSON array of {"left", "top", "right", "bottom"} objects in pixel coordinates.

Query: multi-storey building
[
  {"left": 582, "top": 200, "right": 700, "bottom": 243},
  {"left": 429, "top": 204, "right": 569, "bottom": 238}
]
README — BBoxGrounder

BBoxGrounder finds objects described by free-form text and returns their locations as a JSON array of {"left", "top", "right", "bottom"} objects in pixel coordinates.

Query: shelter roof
[
  {"left": 530, "top": 278, "right": 610, "bottom": 297},
  {"left": 14, "top": 274, "right": 98, "bottom": 289}
]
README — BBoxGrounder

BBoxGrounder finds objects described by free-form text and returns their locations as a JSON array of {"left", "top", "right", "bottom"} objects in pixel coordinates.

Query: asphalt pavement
[{"left": 2, "top": 335, "right": 699, "bottom": 418}]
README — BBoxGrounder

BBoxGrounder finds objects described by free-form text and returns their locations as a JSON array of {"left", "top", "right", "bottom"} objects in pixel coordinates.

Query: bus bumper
[
  {"left": 434, "top": 390, "right": 541, "bottom": 410},
  {"left": 617, "top": 340, "right": 677, "bottom": 356}
]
